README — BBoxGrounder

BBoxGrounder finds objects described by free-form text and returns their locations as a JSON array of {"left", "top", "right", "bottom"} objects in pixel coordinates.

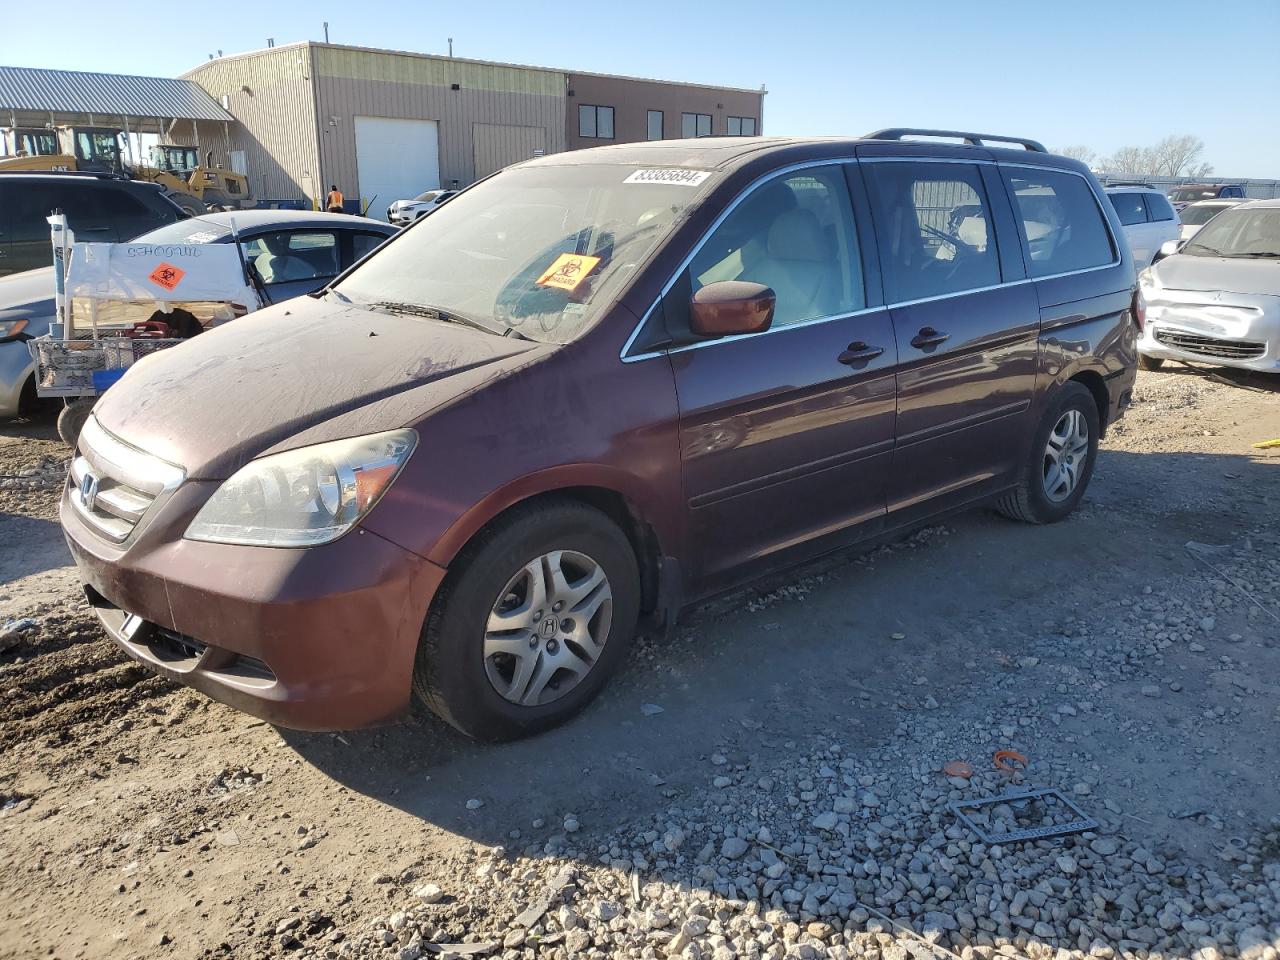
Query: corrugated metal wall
[
  {"left": 311, "top": 46, "right": 566, "bottom": 206},
  {"left": 473, "top": 122, "right": 547, "bottom": 180},
  {"left": 179, "top": 47, "right": 321, "bottom": 203}
]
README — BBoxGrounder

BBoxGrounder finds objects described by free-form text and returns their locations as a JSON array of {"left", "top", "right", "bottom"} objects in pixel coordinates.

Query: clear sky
[{"left": 4, "top": 0, "right": 1278, "bottom": 177}]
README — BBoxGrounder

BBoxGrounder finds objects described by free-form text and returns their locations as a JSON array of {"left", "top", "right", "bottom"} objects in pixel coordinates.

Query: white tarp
[{"left": 66, "top": 242, "right": 260, "bottom": 309}]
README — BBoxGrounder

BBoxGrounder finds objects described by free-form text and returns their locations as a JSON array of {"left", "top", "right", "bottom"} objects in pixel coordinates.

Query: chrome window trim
[
  {"left": 618, "top": 155, "right": 1126, "bottom": 364},
  {"left": 78, "top": 415, "right": 186, "bottom": 495}
]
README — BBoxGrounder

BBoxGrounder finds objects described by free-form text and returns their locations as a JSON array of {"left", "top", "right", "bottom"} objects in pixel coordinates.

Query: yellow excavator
[{"left": 0, "top": 126, "right": 250, "bottom": 214}]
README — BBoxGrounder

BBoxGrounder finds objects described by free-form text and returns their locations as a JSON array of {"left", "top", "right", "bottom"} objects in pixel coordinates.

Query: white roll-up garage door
[{"left": 354, "top": 117, "right": 440, "bottom": 220}]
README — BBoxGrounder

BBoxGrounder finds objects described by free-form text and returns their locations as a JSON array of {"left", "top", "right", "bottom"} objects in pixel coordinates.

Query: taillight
[{"left": 1132, "top": 288, "right": 1146, "bottom": 333}]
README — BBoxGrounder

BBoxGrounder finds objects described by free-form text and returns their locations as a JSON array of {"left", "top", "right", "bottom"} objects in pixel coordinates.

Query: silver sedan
[{"left": 1137, "top": 199, "right": 1280, "bottom": 374}]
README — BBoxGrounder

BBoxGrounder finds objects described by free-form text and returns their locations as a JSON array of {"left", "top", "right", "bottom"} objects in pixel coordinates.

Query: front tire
[
  {"left": 412, "top": 500, "right": 641, "bottom": 741},
  {"left": 996, "top": 382, "right": 1100, "bottom": 524},
  {"left": 1138, "top": 355, "right": 1165, "bottom": 372}
]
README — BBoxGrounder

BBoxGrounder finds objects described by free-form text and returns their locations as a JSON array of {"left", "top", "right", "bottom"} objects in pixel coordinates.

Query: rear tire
[
  {"left": 56, "top": 399, "right": 94, "bottom": 447},
  {"left": 1138, "top": 355, "right": 1165, "bottom": 372},
  {"left": 996, "top": 382, "right": 1100, "bottom": 525},
  {"left": 412, "top": 500, "right": 641, "bottom": 741}
]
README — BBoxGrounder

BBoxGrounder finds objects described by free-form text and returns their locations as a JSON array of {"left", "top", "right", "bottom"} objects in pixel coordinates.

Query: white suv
[{"left": 1105, "top": 185, "right": 1181, "bottom": 268}]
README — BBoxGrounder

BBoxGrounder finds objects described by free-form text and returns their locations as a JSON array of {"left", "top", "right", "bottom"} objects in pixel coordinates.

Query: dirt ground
[{"left": 0, "top": 364, "right": 1277, "bottom": 960}]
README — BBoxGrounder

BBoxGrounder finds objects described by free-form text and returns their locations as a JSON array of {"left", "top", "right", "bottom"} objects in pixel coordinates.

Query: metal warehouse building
[{"left": 177, "top": 42, "right": 765, "bottom": 217}]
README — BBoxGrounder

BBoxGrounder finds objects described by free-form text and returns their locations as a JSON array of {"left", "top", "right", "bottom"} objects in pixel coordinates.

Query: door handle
[
  {"left": 837, "top": 341, "right": 884, "bottom": 364},
  {"left": 910, "top": 326, "right": 950, "bottom": 349}
]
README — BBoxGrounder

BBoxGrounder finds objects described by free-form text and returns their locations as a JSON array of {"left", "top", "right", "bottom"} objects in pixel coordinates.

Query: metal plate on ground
[{"left": 949, "top": 787, "right": 1098, "bottom": 844}]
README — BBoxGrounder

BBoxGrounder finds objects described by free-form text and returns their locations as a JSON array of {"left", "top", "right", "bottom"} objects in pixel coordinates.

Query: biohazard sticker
[
  {"left": 536, "top": 253, "right": 601, "bottom": 292},
  {"left": 148, "top": 263, "right": 186, "bottom": 291}
]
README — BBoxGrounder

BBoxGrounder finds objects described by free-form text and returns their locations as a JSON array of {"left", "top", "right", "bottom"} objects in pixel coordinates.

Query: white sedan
[
  {"left": 387, "top": 189, "right": 457, "bottom": 226},
  {"left": 1178, "top": 199, "right": 1245, "bottom": 241}
]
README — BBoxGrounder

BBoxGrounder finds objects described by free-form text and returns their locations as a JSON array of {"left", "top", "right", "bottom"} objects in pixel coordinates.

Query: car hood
[
  {"left": 93, "top": 295, "right": 546, "bottom": 479},
  {"left": 0, "top": 267, "right": 56, "bottom": 320},
  {"left": 1153, "top": 254, "right": 1280, "bottom": 298}
]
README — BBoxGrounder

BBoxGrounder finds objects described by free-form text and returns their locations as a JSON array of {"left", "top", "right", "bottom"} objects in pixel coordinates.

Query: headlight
[
  {"left": 185, "top": 429, "right": 417, "bottom": 547},
  {"left": 0, "top": 319, "right": 30, "bottom": 343}
]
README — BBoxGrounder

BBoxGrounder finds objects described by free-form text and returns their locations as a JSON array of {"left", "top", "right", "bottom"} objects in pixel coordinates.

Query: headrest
[{"left": 767, "top": 209, "right": 829, "bottom": 262}]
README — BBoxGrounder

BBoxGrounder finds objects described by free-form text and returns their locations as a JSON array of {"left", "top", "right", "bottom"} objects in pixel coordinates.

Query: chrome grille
[
  {"left": 1155, "top": 329, "right": 1266, "bottom": 361},
  {"left": 69, "top": 417, "right": 185, "bottom": 543}
]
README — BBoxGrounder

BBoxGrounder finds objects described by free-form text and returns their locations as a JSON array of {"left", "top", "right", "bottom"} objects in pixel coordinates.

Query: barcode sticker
[{"left": 624, "top": 168, "right": 711, "bottom": 186}]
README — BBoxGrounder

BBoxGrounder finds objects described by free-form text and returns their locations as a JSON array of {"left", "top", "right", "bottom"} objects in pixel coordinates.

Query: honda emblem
[{"left": 80, "top": 471, "right": 100, "bottom": 512}]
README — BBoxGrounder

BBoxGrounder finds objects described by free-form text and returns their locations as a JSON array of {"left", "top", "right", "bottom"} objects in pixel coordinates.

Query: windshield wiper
[
  {"left": 368, "top": 301, "right": 529, "bottom": 340},
  {"left": 1220, "top": 252, "right": 1280, "bottom": 259},
  {"left": 321, "top": 287, "right": 355, "bottom": 303}
]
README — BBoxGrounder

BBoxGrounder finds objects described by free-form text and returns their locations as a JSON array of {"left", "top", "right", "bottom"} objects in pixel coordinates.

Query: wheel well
[
  {"left": 459, "top": 487, "right": 662, "bottom": 615},
  {"left": 1068, "top": 371, "right": 1110, "bottom": 436}
]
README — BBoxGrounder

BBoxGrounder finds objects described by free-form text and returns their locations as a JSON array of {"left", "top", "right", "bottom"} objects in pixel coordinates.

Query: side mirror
[
  {"left": 1153, "top": 239, "right": 1183, "bottom": 263},
  {"left": 690, "top": 281, "right": 775, "bottom": 338}
]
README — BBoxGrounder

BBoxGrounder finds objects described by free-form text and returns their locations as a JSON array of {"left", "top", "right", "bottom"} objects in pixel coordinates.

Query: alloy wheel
[
  {"left": 482, "top": 550, "right": 613, "bottom": 706},
  {"left": 1042, "top": 409, "right": 1090, "bottom": 503}
]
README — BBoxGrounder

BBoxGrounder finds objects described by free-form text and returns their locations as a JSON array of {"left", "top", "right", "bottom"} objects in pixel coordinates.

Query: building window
[
  {"left": 682, "top": 113, "right": 712, "bottom": 138},
  {"left": 579, "top": 104, "right": 615, "bottom": 139},
  {"left": 647, "top": 110, "right": 664, "bottom": 141},
  {"left": 727, "top": 116, "right": 757, "bottom": 136}
]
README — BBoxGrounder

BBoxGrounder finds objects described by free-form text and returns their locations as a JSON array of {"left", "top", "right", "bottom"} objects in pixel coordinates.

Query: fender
[{"left": 423, "top": 461, "right": 682, "bottom": 571}]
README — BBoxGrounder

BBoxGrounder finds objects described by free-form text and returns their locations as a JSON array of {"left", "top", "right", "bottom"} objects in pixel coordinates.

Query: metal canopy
[{"left": 0, "top": 65, "right": 233, "bottom": 123}]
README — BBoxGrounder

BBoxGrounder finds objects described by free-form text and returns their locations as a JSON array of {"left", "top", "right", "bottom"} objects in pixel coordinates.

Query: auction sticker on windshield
[
  {"left": 624, "top": 168, "right": 711, "bottom": 186},
  {"left": 536, "top": 253, "right": 602, "bottom": 292}
]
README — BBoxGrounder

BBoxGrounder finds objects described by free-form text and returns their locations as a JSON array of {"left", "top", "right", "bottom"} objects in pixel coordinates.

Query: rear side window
[
  {"left": 1109, "top": 192, "right": 1148, "bottom": 226},
  {"left": 92, "top": 188, "right": 150, "bottom": 219},
  {"left": 687, "top": 166, "right": 864, "bottom": 327},
  {"left": 1004, "top": 170, "right": 1116, "bottom": 277},
  {"left": 1143, "top": 192, "right": 1176, "bottom": 222},
  {"left": 863, "top": 162, "right": 1000, "bottom": 302}
]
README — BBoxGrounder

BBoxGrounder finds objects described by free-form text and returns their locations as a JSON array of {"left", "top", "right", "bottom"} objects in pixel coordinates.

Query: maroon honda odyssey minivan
[{"left": 62, "top": 130, "right": 1137, "bottom": 740}]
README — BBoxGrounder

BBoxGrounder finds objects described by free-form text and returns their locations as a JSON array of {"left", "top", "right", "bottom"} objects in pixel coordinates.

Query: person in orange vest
[{"left": 325, "top": 184, "right": 344, "bottom": 213}]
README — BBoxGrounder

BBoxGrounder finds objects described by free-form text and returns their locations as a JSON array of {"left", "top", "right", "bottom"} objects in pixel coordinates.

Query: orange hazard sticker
[
  {"left": 148, "top": 263, "right": 186, "bottom": 291},
  {"left": 535, "top": 253, "right": 601, "bottom": 292}
]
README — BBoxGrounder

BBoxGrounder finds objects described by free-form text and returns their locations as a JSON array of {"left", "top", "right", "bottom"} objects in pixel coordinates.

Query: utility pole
[
  {"left": 323, "top": 21, "right": 330, "bottom": 43},
  {"left": 448, "top": 38, "right": 454, "bottom": 57}
]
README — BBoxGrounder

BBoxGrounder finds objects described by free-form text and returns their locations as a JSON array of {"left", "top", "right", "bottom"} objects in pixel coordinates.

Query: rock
[
  {"left": 712, "top": 776, "right": 732, "bottom": 789},
  {"left": 1090, "top": 837, "right": 1119, "bottom": 856},
  {"left": 565, "top": 929, "right": 591, "bottom": 954},
  {"left": 413, "top": 883, "right": 444, "bottom": 903},
  {"left": 1199, "top": 616, "right": 1216, "bottom": 633},
  {"left": 721, "top": 837, "right": 749, "bottom": 860},
  {"left": 811, "top": 812, "right": 838, "bottom": 831},
  {"left": 640, "top": 703, "right": 665, "bottom": 716},
  {"left": 1237, "top": 926, "right": 1271, "bottom": 960},
  {"left": 595, "top": 900, "right": 620, "bottom": 922},
  {"left": 465, "top": 798, "right": 485, "bottom": 810},
  {"left": 0, "top": 618, "right": 37, "bottom": 651},
  {"left": 563, "top": 817, "right": 580, "bottom": 833},
  {"left": 1057, "top": 854, "right": 1078, "bottom": 876},
  {"left": 1141, "top": 684, "right": 1161, "bottom": 698}
]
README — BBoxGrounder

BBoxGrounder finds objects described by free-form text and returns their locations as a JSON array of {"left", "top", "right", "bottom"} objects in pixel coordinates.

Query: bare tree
[
  {"left": 1054, "top": 145, "right": 1097, "bottom": 166},
  {"left": 1105, "top": 146, "right": 1158, "bottom": 176},
  {"left": 1151, "top": 134, "right": 1213, "bottom": 177}
]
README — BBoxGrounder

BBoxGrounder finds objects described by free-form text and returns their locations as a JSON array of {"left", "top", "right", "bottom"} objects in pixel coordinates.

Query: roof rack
[
  {"left": 1105, "top": 181, "right": 1154, "bottom": 188},
  {"left": 863, "top": 128, "right": 1047, "bottom": 153}
]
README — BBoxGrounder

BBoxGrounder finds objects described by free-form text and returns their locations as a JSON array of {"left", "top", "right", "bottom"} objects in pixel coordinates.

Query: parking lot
[{"left": 0, "top": 363, "right": 1277, "bottom": 960}]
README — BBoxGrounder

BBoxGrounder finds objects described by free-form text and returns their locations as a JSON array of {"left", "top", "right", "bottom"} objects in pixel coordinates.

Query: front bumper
[
  {"left": 0, "top": 339, "right": 34, "bottom": 418},
  {"left": 62, "top": 475, "right": 445, "bottom": 731},
  {"left": 1138, "top": 294, "right": 1280, "bottom": 373}
]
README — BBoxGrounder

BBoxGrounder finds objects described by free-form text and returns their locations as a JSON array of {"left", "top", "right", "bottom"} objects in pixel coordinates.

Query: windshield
[
  {"left": 336, "top": 163, "right": 713, "bottom": 344},
  {"left": 412, "top": 191, "right": 443, "bottom": 202},
  {"left": 1183, "top": 207, "right": 1280, "bottom": 258},
  {"left": 1180, "top": 203, "right": 1234, "bottom": 226},
  {"left": 1170, "top": 187, "right": 1216, "bottom": 203}
]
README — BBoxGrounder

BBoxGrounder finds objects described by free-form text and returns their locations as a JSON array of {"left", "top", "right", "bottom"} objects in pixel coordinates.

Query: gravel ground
[{"left": 0, "top": 365, "right": 1278, "bottom": 960}]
